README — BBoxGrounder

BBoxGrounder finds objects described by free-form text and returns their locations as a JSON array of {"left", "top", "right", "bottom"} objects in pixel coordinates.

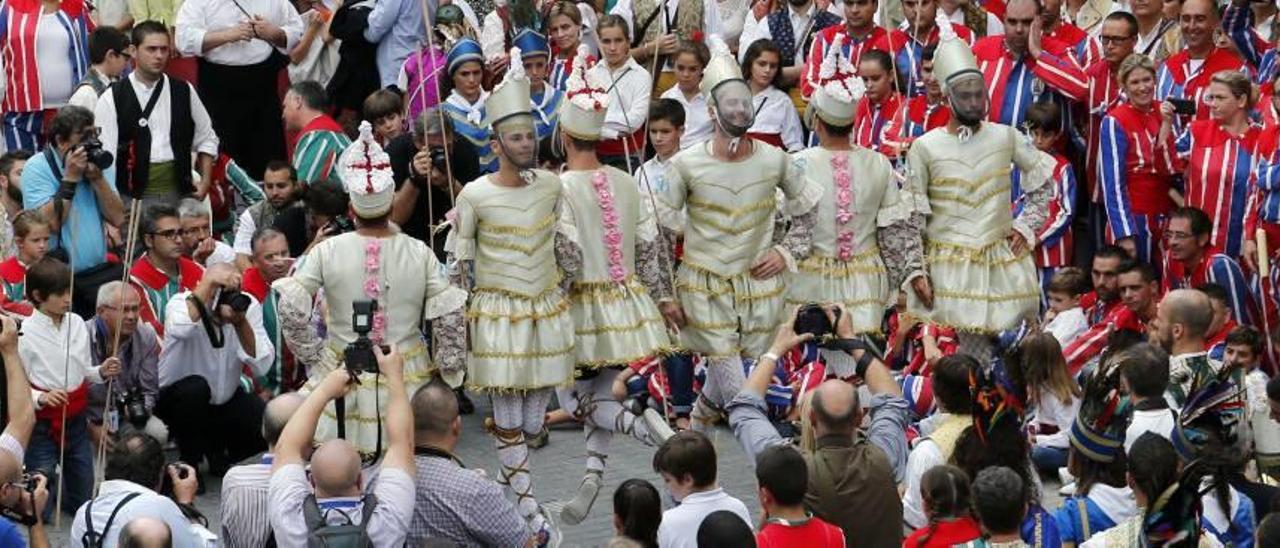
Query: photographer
[
  {"left": 0, "top": 316, "right": 52, "bottom": 548},
  {"left": 268, "top": 347, "right": 416, "bottom": 547},
  {"left": 69, "top": 431, "right": 213, "bottom": 548},
  {"left": 155, "top": 262, "right": 273, "bottom": 481},
  {"left": 386, "top": 108, "right": 480, "bottom": 257},
  {"left": 20, "top": 106, "right": 126, "bottom": 274},
  {"left": 271, "top": 178, "right": 350, "bottom": 258},
  {"left": 725, "top": 304, "right": 909, "bottom": 547},
  {"left": 86, "top": 282, "right": 165, "bottom": 451}
]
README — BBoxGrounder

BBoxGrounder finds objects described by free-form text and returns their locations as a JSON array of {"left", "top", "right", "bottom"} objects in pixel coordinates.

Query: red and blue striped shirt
[
  {"left": 0, "top": 0, "right": 91, "bottom": 113},
  {"left": 1172, "top": 120, "right": 1271, "bottom": 259}
]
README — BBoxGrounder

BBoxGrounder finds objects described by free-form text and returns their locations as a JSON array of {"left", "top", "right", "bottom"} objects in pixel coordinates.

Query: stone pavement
[{"left": 43, "top": 394, "right": 1063, "bottom": 546}]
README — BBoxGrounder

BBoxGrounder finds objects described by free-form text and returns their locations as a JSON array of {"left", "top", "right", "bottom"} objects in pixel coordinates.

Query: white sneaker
[
  {"left": 1058, "top": 481, "right": 1077, "bottom": 497},
  {"left": 1058, "top": 466, "right": 1075, "bottom": 485},
  {"left": 559, "top": 473, "right": 602, "bottom": 526}
]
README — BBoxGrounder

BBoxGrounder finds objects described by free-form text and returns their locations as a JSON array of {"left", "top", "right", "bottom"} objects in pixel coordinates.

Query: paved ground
[{"left": 40, "top": 394, "right": 1063, "bottom": 546}]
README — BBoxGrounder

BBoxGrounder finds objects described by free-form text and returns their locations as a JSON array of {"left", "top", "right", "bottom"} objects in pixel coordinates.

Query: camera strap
[{"left": 188, "top": 294, "right": 226, "bottom": 348}]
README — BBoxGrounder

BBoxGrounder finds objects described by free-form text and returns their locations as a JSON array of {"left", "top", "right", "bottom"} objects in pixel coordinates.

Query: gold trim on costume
[
  {"left": 676, "top": 280, "right": 785, "bottom": 303},
  {"left": 575, "top": 316, "right": 666, "bottom": 335},
  {"left": 477, "top": 232, "right": 554, "bottom": 255},
  {"left": 925, "top": 240, "right": 1030, "bottom": 262},
  {"left": 471, "top": 276, "right": 565, "bottom": 300},
  {"left": 466, "top": 299, "right": 572, "bottom": 322},
  {"left": 929, "top": 167, "right": 1012, "bottom": 193},
  {"left": 686, "top": 197, "right": 776, "bottom": 217},
  {"left": 932, "top": 289, "right": 1042, "bottom": 302},
  {"left": 797, "top": 252, "right": 887, "bottom": 275},
  {"left": 477, "top": 213, "right": 557, "bottom": 236},
  {"left": 471, "top": 344, "right": 577, "bottom": 359},
  {"left": 927, "top": 182, "right": 1013, "bottom": 209}
]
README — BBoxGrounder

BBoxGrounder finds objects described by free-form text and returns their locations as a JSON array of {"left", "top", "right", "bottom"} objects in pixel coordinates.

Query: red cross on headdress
[{"left": 351, "top": 146, "right": 390, "bottom": 193}]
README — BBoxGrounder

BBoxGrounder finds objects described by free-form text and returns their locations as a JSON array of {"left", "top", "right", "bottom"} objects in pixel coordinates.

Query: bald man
[
  {"left": 407, "top": 379, "right": 533, "bottom": 545},
  {"left": 269, "top": 347, "right": 416, "bottom": 547},
  {"left": 118, "top": 517, "right": 173, "bottom": 548},
  {"left": 725, "top": 305, "right": 910, "bottom": 547},
  {"left": 221, "top": 393, "right": 304, "bottom": 548},
  {"left": 1151, "top": 288, "right": 1224, "bottom": 407},
  {"left": 156, "top": 261, "right": 274, "bottom": 482}
]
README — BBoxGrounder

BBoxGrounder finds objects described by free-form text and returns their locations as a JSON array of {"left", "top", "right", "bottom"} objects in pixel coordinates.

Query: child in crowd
[
  {"left": 1022, "top": 332, "right": 1083, "bottom": 476},
  {"left": 969, "top": 467, "right": 1031, "bottom": 547},
  {"left": 653, "top": 431, "right": 751, "bottom": 548},
  {"left": 0, "top": 211, "right": 50, "bottom": 303},
  {"left": 1043, "top": 267, "right": 1090, "bottom": 346},
  {"left": 657, "top": 41, "right": 712, "bottom": 150},
  {"left": 20, "top": 258, "right": 118, "bottom": 521},
  {"left": 742, "top": 39, "right": 803, "bottom": 151},
  {"left": 1225, "top": 326, "right": 1270, "bottom": 422},
  {"left": 612, "top": 478, "right": 662, "bottom": 548},
  {"left": 885, "top": 291, "right": 958, "bottom": 376},
  {"left": 754, "top": 445, "right": 844, "bottom": 547},
  {"left": 1021, "top": 102, "right": 1077, "bottom": 303},
  {"left": 362, "top": 89, "right": 405, "bottom": 144},
  {"left": 904, "top": 465, "right": 981, "bottom": 547}
]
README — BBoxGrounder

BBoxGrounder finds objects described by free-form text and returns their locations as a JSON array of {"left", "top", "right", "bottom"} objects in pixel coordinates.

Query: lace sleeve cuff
[
  {"left": 271, "top": 277, "right": 333, "bottom": 370},
  {"left": 636, "top": 237, "right": 674, "bottom": 301},
  {"left": 432, "top": 308, "right": 468, "bottom": 374},
  {"left": 424, "top": 286, "right": 469, "bottom": 320},
  {"left": 785, "top": 176, "right": 825, "bottom": 217},
  {"left": 779, "top": 202, "right": 818, "bottom": 263}
]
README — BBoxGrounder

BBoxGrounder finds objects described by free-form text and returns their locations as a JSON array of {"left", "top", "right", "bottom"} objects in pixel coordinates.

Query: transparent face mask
[
  {"left": 711, "top": 80, "right": 757, "bottom": 139},
  {"left": 946, "top": 74, "right": 989, "bottom": 128}
]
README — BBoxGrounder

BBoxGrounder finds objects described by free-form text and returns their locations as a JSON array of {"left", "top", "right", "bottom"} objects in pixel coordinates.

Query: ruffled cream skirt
[
  {"left": 907, "top": 239, "right": 1039, "bottom": 333},
  {"left": 786, "top": 250, "right": 892, "bottom": 335},
  {"left": 570, "top": 277, "right": 672, "bottom": 368},
  {"left": 466, "top": 286, "right": 576, "bottom": 392},
  {"left": 676, "top": 264, "right": 786, "bottom": 358}
]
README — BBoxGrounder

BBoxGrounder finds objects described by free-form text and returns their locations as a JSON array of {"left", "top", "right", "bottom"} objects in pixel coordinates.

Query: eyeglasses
[
  {"left": 150, "top": 229, "right": 182, "bottom": 240},
  {"left": 1100, "top": 35, "right": 1135, "bottom": 44}
]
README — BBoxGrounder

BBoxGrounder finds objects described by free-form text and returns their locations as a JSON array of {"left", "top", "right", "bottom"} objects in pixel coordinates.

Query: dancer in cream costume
[
  {"left": 657, "top": 36, "right": 821, "bottom": 418},
  {"left": 447, "top": 48, "right": 572, "bottom": 539},
  {"left": 272, "top": 122, "right": 469, "bottom": 456},
  {"left": 900, "top": 15, "right": 1054, "bottom": 359},
  {"left": 788, "top": 36, "right": 922, "bottom": 347},
  {"left": 552, "top": 50, "right": 677, "bottom": 524}
]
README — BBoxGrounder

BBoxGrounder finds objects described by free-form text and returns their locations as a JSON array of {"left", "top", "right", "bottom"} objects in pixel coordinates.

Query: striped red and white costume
[
  {"left": 1098, "top": 100, "right": 1178, "bottom": 265},
  {"left": 973, "top": 35, "right": 1089, "bottom": 130},
  {"left": 884, "top": 310, "right": 958, "bottom": 377},
  {"left": 1052, "top": 58, "right": 1122, "bottom": 206},
  {"left": 1155, "top": 46, "right": 1246, "bottom": 125},
  {"left": 853, "top": 91, "right": 903, "bottom": 153},
  {"left": 801, "top": 25, "right": 889, "bottom": 98},
  {"left": 1162, "top": 248, "right": 1257, "bottom": 327},
  {"left": 1045, "top": 21, "right": 1101, "bottom": 71},
  {"left": 1223, "top": 3, "right": 1277, "bottom": 91},
  {"left": 880, "top": 95, "right": 951, "bottom": 152},
  {"left": 1170, "top": 120, "right": 1271, "bottom": 259},
  {"left": 1033, "top": 155, "right": 1078, "bottom": 290},
  {"left": 0, "top": 0, "right": 92, "bottom": 151},
  {"left": 872, "top": 22, "right": 973, "bottom": 97},
  {"left": 1063, "top": 293, "right": 1146, "bottom": 375}
]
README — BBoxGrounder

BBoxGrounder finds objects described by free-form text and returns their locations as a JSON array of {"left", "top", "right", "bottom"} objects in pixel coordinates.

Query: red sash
[
  {"left": 33, "top": 381, "right": 89, "bottom": 446},
  {"left": 597, "top": 127, "right": 647, "bottom": 157},
  {"left": 747, "top": 132, "right": 785, "bottom": 148}
]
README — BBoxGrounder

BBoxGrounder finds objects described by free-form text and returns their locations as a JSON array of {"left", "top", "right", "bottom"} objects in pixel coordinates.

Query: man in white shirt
[
  {"left": 69, "top": 431, "right": 211, "bottom": 548},
  {"left": 96, "top": 22, "right": 219, "bottom": 205},
  {"left": 155, "top": 262, "right": 273, "bottom": 480},
  {"left": 220, "top": 393, "right": 303, "bottom": 548},
  {"left": 175, "top": 0, "right": 303, "bottom": 179},
  {"left": 268, "top": 349, "right": 416, "bottom": 548},
  {"left": 176, "top": 198, "right": 236, "bottom": 268},
  {"left": 653, "top": 431, "right": 751, "bottom": 548}
]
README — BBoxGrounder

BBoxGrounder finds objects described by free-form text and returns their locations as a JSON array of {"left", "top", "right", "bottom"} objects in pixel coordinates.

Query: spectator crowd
[{"left": 0, "top": 0, "right": 1280, "bottom": 545}]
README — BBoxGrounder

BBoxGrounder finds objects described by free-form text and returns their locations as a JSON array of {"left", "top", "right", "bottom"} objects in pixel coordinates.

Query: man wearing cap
[
  {"left": 273, "top": 121, "right": 470, "bottom": 458},
  {"left": 447, "top": 50, "right": 572, "bottom": 541},
  {"left": 899, "top": 14, "right": 1055, "bottom": 361},
  {"left": 513, "top": 29, "right": 565, "bottom": 144},
  {"left": 788, "top": 38, "right": 922, "bottom": 351},
  {"left": 442, "top": 38, "right": 499, "bottom": 173},
  {"left": 552, "top": 55, "right": 677, "bottom": 526},
  {"left": 655, "top": 36, "right": 820, "bottom": 425}
]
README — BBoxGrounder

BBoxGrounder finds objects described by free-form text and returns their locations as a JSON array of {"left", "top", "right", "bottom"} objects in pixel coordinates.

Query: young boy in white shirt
[
  {"left": 1044, "top": 267, "right": 1090, "bottom": 347},
  {"left": 654, "top": 431, "right": 751, "bottom": 548}
]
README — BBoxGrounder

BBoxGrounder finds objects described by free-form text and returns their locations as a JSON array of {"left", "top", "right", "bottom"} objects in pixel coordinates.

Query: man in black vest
[{"left": 95, "top": 20, "right": 220, "bottom": 206}]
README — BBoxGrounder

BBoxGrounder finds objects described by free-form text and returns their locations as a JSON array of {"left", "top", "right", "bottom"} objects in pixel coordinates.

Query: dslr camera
[
  {"left": 0, "top": 473, "right": 41, "bottom": 526},
  {"left": 344, "top": 300, "right": 379, "bottom": 374},
  {"left": 793, "top": 303, "right": 840, "bottom": 339},
  {"left": 216, "top": 288, "right": 252, "bottom": 313},
  {"left": 79, "top": 136, "right": 114, "bottom": 170},
  {"left": 117, "top": 388, "right": 150, "bottom": 427}
]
